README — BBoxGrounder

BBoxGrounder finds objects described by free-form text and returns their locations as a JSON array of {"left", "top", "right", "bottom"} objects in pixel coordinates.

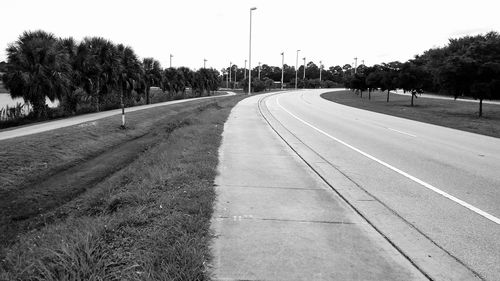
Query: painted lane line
[
  {"left": 276, "top": 96, "right": 500, "bottom": 225},
  {"left": 387, "top": 128, "right": 417, "bottom": 137}
]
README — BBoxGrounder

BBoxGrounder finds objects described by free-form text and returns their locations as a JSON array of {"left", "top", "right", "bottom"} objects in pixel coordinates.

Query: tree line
[
  {"left": 1, "top": 30, "right": 220, "bottom": 120},
  {"left": 343, "top": 32, "right": 500, "bottom": 116}
]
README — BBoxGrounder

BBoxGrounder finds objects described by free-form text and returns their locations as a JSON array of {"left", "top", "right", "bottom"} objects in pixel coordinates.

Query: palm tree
[
  {"left": 2, "top": 30, "right": 71, "bottom": 118},
  {"left": 116, "top": 44, "right": 142, "bottom": 128},
  {"left": 142, "top": 58, "right": 162, "bottom": 104},
  {"left": 58, "top": 37, "right": 80, "bottom": 113},
  {"left": 76, "top": 37, "right": 119, "bottom": 112}
]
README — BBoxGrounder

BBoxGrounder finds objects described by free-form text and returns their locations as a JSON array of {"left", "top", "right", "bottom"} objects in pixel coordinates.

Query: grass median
[
  {"left": 0, "top": 94, "right": 245, "bottom": 280},
  {"left": 321, "top": 90, "right": 500, "bottom": 138}
]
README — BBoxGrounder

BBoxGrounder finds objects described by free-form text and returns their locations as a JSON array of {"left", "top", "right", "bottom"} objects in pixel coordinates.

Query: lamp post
[
  {"left": 248, "top": 7, "right": 257, "bottom": 95},
  {"left": 244, "top": 59, "right": 247, "bottom": 79},
  {"left": 319, "top": 60, "right": 322, "bottom": 84},
  {"left": 303, "top": 57, "right": 306, "bottom": 81},
  {"left": 295, "top": 49, "right": 300, "bottom": 90},
  {"left": 281, "top": 52, "right": 284, "bottom": 90},
  {"left": 258, "top": 62, "right": 261, "bottom": 80},
  {"left": 170, "top": 54, "right": 173, "bottom": 68}
]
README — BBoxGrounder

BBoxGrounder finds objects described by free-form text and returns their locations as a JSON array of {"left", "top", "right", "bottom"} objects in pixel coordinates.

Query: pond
[{"left": 0, "top": 93, "right": 59, "bottom": 109}]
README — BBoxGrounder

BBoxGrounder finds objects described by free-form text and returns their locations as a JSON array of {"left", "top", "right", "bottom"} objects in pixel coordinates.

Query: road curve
[
  {"left": 0, "top": 92, "right": 236, "bottom": 141},
  {"left": 262, "top": 89, "right": 500, "bottom": 281}
]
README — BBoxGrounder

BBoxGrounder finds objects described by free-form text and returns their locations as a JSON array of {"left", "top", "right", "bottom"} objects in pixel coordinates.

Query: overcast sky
[{"left": 2, "top": 0, "right": 500, "bottom": 71}]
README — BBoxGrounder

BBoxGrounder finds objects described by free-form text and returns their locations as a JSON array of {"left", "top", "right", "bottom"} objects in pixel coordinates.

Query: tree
[
  {"left": 470, "top": 62, "right": 500, "bottom": 117},
  {"left": 74, "top": 37, "right": 120, "bottom": 112},
  {"left": 116, "top": 44, "right": 142, "bottom": 128},
  {"left": 380, "top": 62, "right": 401, "bottom": 102},
  {"left": 3, "top": 30, "right": 71, "bottom": 118},
  {"left": 398, "top": 62, "right": 429, "bottom": 106},
  {"left": 142, "top": 58, "right": 162, "bottom": 104}
]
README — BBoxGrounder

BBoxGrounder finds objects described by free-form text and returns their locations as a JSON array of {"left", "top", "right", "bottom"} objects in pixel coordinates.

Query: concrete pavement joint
[
  {"left": 257, "top": 92, "right": 485, "bottom": 281},
  {"left": 216, "top": 216, "right": 354, "bottom": 225},
  {"left": 215, "top": 184, "right": 321, "bottom": 190}
]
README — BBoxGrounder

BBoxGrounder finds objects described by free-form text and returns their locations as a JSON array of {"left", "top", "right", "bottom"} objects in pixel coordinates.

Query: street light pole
[
  {"left": 281, "top": 52, "right": 284, "bottom": 90},
  {"left": 170, "top": 54, "right": 173, "bottom": 68},
  {"left": 295, "top": 49, "right": 300, "bottom": 90},
  {"left": 244, "top": 59, "right": 247, "bottom": 79},
  {"left": 258, "top": 62, "right": 261, "bottom": 80},
  {"left": 303, "top": 57, "right": 306, "bottom": 80},
  {"left": 319, "top": 60, "right": 322, "bottom": 87},
  {"left": 248, "top": 7, "right": 257, "bottom": 95}
]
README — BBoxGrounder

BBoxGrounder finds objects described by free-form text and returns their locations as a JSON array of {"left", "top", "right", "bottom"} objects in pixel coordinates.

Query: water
[{"left": 0, "top": 93, "right": 59, "bottom": 109}]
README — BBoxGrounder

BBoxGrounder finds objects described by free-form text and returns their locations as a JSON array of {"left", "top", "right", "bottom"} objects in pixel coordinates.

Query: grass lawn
[
  {"left": 321, "top": 90, "right": 500, "bottom": 138},
  {"left": 0, "top": 94, "right": 246, "bottom": 280}
]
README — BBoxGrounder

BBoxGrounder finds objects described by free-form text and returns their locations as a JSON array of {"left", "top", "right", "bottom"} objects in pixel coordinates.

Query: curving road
[{"left": 262, "top": 89, "right": 500, "bottom": 281}]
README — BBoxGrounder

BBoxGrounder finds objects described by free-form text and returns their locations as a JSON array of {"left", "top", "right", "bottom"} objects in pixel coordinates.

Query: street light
[
  {"left": 248, "top": 7, "right": 257, "bottom": 95},
  {"left": 170, "top": 54, "right": 173, "bottom": 68},
  {"left": 258, "top": 62, "right": 261, "bottom": 80},
  {"left": 295, "top": 49, "right": 300, "bottom": 90},
  {"left": 319, "top": 60, "right": 322, "bottom": 86},
  {"left": 281, "top": 52, "right": 284, "bottom": 90},
  {"left": 303, "top": 57, "right": 306, "bottom": 80}
]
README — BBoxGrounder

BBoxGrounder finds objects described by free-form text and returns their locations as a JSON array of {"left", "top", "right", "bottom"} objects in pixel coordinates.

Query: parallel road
[
  {"left": 262, "top": 89, "right": 500, "bottom": 280},
  {"left": 0, "top": 92, "right": 235, "bottom": 141}
]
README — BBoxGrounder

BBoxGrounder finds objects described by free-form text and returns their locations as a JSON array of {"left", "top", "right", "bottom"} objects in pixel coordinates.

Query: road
[
  {"left": 262, "top": 89, "right": 500, "bottom": 281},
  {"left": 393, "top": 90, "right": 500, "bottom": 105},
  {"left": 0, "top": 92, "right": 235, "bottom": 141}
]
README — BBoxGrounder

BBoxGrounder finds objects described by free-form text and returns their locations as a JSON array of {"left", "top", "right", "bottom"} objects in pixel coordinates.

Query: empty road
[{"left": 261, "top": 89, "right": 500, "bottom": 280}]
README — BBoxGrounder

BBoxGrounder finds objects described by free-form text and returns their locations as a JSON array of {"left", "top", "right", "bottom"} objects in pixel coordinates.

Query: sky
[{"left": 1, "top": 0, "right": 500, "bottom": 71}]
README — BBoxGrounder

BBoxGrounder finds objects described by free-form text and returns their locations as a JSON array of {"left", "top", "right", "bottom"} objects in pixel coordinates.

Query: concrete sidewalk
[{"left": 210, "top": 94, "right": 427, "bottom": 281}]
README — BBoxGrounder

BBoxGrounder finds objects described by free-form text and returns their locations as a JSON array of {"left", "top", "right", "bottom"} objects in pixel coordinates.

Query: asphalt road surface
[{"left": 262, "top": 89, "right": 500, "bottom": 281}]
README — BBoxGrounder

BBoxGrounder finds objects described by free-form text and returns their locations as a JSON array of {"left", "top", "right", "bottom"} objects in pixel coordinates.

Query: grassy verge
[
  {"left": 321, "top": 90, "right": 500, "bottom": 138},
  {"left": 0, "top": 95, "right": 245, "bottom": 280}
]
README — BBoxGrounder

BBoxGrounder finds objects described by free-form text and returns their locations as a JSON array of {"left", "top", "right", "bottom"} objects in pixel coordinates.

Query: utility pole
[
  {"left": 295, "top": 50, "right": 300, "bottom": 90},
  {"left": 281, "top": 52, "right": 284, "bottom": 90},
  {"left": 170, "top": 54, "right": 173, "bottom": 68}
]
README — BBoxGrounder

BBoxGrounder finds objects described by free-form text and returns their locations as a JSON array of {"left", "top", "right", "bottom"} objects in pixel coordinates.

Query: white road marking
[
  {"left": 275, "top": 96, "right": 500, "bottom": 225},
  {"left": 387, "top": 127, "right": 417, "bottom": 137}
]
